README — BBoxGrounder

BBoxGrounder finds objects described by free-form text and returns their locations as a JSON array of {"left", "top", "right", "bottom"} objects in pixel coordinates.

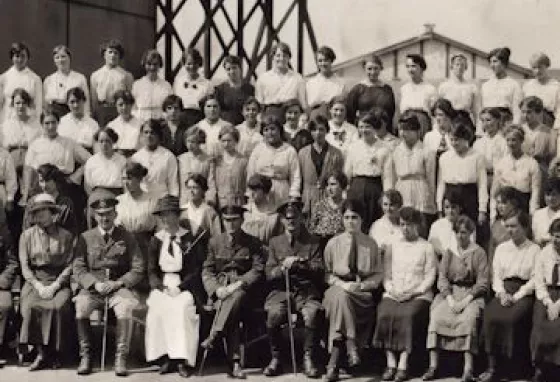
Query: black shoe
[
  {"left": 0, "top": 358, "right": 6, "bottom": 368},
  {"left": 178, "top": 363, "right": 193, "bottom": 378},
  {"left": 461, "top": 369, "right": 475, "bottom": 382},
  {"left": 159, "top": 359, "right": 172, "bottom": 375},
  {"left": 263, "top": 357, "right": 283, "bottom": 377},
  {"left": 422, "top": 367, "right": 437, "bottom": 381},
  {"left": 394, "top": 369, "right": 408, "bottom": 382},
  {"left": 347, "top": 347, "right": 360, "bottom": 368},
  {"left": 323, "top": 367, "right": 339, "bottom": 382},
  {"left": 532, "top": 367, "right": 544, "bottom": 382},
  {"left": 479, "top": 369, "right": 497, "bottom": 382},
  {"left": 29, "top": 354, "right": 48, "bottom": 372},
  {"left": 229, "top": 362, "right": 246, "bottom": 379},
  {"left": 303, "top": 352, "right": 320, "bottom": 378},
  {"left": 382, "top": 367, "right": 397, "bottom": 381}
]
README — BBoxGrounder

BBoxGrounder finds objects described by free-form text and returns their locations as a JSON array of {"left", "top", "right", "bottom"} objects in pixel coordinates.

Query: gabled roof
[{"left": 332, "top": 27, "right": 532, "bottom": 77}]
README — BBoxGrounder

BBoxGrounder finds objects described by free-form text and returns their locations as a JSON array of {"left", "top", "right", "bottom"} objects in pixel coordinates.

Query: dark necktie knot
[
  {"left": 168, "top": 235, "right": 176, "bottom": 257},
  {"left": 103, "top": 233, "right": 110, "bottom": 243},
  {"left": 552, "top": 263, "right": 560, "bottom": 285}
]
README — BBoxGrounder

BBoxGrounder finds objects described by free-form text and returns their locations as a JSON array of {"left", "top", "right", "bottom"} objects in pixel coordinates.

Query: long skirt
[
  {"left": 145, "top": 289, "right": 200, "bottom": 366},
  {"left": 426, "top": 286, "right": 485, "bottom": 353},
  {"left": 0, "top": 290, "right": 12, "bottom": 344},
  {"left": 530, "top": 285, "right": 560, "bottom": 365},
  {"left": 323, "top": 285, "right": 376, "bottom": 351},
  {"left": 348, "top": 176, "right": 383, "bottom": 233},
  {"left": 19, "top": 282, "right": 73, "bottom": 351},
  {"left": 372, "top": 297, "right": 430, "bottom": 353},
  {"left": 483, "top": 278, "right": 533, "bottom": 358}
]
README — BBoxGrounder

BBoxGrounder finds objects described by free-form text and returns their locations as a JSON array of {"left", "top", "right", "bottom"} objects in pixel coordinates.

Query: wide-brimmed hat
[
  {"left": 89, "top": 188, "right": 118, "bottom": 214},
  {"left": 28, "top": 193, "right": 60, "bottom": 214},
  {"left": 277, "top": 200, "right": 304, "bottom": 219},
  {"left": 153, "top": 195, "right": 183, "bottom": 215},
  {"left": 220, "top": 204, "right": 247, "bottom": 220}
]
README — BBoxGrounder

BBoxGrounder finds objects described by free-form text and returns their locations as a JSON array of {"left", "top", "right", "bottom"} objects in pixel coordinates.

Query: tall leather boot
[
  {"left": 263, "top": 326, "right": 283, "bottom": 377},
  {"left": 324, "top": 341, "right": 341, "bottom": 382},
  {"left": 303, "top": 327, "right": 319, "bottom": 378},
  {"left": 76, "top": 319, "right": 92, "bottom": 375},
  {"left": 114, "top": 319, "right": 131, "bottom": 377}
]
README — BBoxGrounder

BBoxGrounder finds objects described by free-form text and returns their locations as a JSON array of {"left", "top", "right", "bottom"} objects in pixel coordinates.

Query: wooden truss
[{"left": 156, "top": 0, "right": 318, "bottom": 81}]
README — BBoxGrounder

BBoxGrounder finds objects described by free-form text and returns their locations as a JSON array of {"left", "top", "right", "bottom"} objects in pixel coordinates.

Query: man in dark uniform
[
  {"left": 0, "top": 224, "right": 17, "bottom": 367},
  {"left": 201, "top": 204, "right": 265, "bottom": 379},
  {"left": 73, "top": 189, "right": 145, "bottom": 377},
  {"left": 263, "top": 201, "right": 324, "bottom": 378}
]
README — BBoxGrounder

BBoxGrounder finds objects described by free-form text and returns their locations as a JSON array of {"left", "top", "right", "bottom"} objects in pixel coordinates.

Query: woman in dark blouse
[
  {"left": 214, "top": 56, "right": 255, "bottom": 126},
  {"left": 346, "top": 55, "right": 396, "bottom": 132}
]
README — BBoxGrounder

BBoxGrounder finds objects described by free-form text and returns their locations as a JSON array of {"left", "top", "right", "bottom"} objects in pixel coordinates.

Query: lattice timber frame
[{"left": 156, "top": 0, "right": 318, "bottom": 81}]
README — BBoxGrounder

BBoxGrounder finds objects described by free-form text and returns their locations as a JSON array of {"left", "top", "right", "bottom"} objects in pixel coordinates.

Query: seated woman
[
  {"left": 530, "top": 218, "right": 560, "bottom": 382},
  {"left": 533, "top": 177, "right": 560, "bottom": 247},
  {"left": 423, "top": 215, "right": 489, "bottom": 382},
  {"left": 369, "top": 189, "right": 403, "bottom": 255},
  {"left": 242, "top": 174, "right": 282, "bottom": 244},
  {"left": 480, "top": 211, "right": 539, "bottom": 382},
  {"left": 322, "top": 199, "right": 384, "bottom": 382},
  {"left": 19, "top": 193, "right": 74, "bottom": 371},
  {"left": 0, "top": 223, "right": 17, "bottom": 366},
  {"left": 146, "top": 195, "right": 206, "bottom": 378},
  {"left": 179, "top": 174, "right": 220, "bottom": 241},
  {"left": 84, "top": 127, "right": 126, "bottom": 195},
  {"left": 373, "top": 207, "right": 437, "bottom": 382}
]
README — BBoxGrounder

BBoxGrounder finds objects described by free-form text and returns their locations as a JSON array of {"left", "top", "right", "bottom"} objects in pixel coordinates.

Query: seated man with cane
[
  {"left": 263, "top": 200, "right": 324, "bottom": 378},
  {"left": 201, "top": 203, "right": 265, "bottom": 379},
  {"left": 73, "top": 188, "right": 145, "bottom": 377}
]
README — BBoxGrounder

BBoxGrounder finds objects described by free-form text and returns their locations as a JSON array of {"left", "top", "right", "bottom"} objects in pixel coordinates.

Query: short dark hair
[
  {"left": 549, "top": 218, "right": 560, "bottom": 235},
  {"left": 37, "top": 163, "right": 65, "bottom": 184},
  {"left": 100, "top": 39, "right": 125, "bottom": 58},
  {"left": 9, "top": 42, "right": 30, "bottom": 59},
  {"left": 199, "top": 93, "right": 221, "bottom": 111},
  {"left": 223, "top": 55, "right": 242, "bottom": 68},
  {"left": 11, "top": 88, "right": 32, "bottom": 107},
  {"left": 141, "top": 118, "right": 165, "bottom": 140},
  {"left": 453, "top": 215, "right": 476, "bottom": 233},
  {"left": 399, "top": 206, "right": 424, "bottom": 225},
  {"left": 323, "top": 171, "right": 348, "bottom": 189},
  {"left": 380, "top": 189, "right": 403, "bottom": 208},
  {"left": 342, "top": 199, "right": 366, "bottom": 221},
  {"left": 358, "top": 110, "right": 384, "bottom": 130},
  {"left": 519, "top": 96, "right": 544, "bottom": 113},
  {"left": 308, "top": 114, "right": 330, "bottom": 133},
  {"left": 450, "top": 116, "right": 475, "bottom": 143},
  {"left": 398, "top": 111, "right": 421, "bottom": 131},
  {"left": 494, "top": 186, "right": 523, "bottom": 211},
  {"left": 283, "top": 99, "right": 303, "bottom": 113},
  {"left": 218, "top": 125, "right": 240, "bottom": 142},
  {"left": 94, "top": 127, "right": 119, "bottom": 143},
  {"left": 270, "top": 42, "right": 292, "bottom": 59},
  {"left": 443, "top": 188, "right": 463, "bottom": 211},
  {"left": 362, "top": 54, "right": 383, "bottom": 69},
  {"left": 141, "top": 49, "right": 163, "bottom": 67},
  {"left": 479, "top": 107, "right": 501, "bottom": 121},
  {"left": 488, "top": 47, "right": 511, "bottom": 66},
  {"left": 261, "top": 114, "right": 285, "bottom": 138},
  {"left": 406, "top": 54, "right": 427, "bottom": 70},
  {"left": 544, "top": 177, "right": 560, "bottom": 195},
  {"left": 124, "top": 161, "right": 148, "bottom": 179},
  {"left": 162, "top": 94, "right": 184, "bottom": 111},
  {"left": 184, "top": 126, "right": 206, "bottom": 144},
  {"left": 52, "top": 45, "right": 71, "bottom": 58},
  {"left": 114, "top": 89, "right": 135, "bottom": 105},
  {"left": 316, "top": 46, "right": 336, "bottom": 62},
  {"left": 186, "top": 173, "right": 208, "bottom": 192},
  {"left": 66, "top": 87, "right": 87, "bottom": 102},
  {"left": 41, "top": 105, "right": 61, "bottom": 123},
  {"left": 182, "top": 47, "right": 203, "bottom": 67},
  {"left": 431, "top": 98, "right": 457, "bottom": 118},
  {"left": 328, "top": 95, "right": 347, "bottom": 110},
  {"left": 242, "top": 96, "right": 260, "bottom": 111}
]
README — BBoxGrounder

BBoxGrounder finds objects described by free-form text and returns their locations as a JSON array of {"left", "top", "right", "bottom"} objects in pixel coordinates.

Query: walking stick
[
  {"left": 101, "top": 268, "right": 110, "bottom": 371},
  {"left": 285, "top": 269, "right": 297, "bottom": 375}
]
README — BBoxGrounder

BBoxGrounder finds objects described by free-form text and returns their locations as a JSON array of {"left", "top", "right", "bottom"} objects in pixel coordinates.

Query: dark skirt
[
  {"left": 348, "top": 176, "right": 383, "bottom": 233},
  {"left": 483, "top": 278, "right": 534, "bottom": 358},
  {"left": 94, "top": 103, "right": 118, "bottom": 127},
  {"left": 182, "top": 108, "right": 204, "bottom": 128},
  {"left": 531, "top": 285, "right": 560, "bottom": 365},
  {"left": 372, "top": 297, "right": 430, "bottom": 353},
  {"left": 19, "top": 282, "right": 73, "bottom": 351},
  {"left": 323, "top": 285, "right": 376, "bottom": 351},
  {"left": 0, "top": 290, "right": 11, "bottom": 344},
  {"left": 445, "top": 182, "right": 488, "bottom": 245}
]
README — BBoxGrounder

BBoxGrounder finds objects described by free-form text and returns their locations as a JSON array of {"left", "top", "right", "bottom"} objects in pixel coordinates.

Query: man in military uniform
[
  {"left": 201, "top": 204, "right": 265, "bottom": 379},
  {"left": 263, "top": 201, "right": 324, "bottom": 378},
  {"left": 73, "top": 189, "right": 145, "bottom": 377}
]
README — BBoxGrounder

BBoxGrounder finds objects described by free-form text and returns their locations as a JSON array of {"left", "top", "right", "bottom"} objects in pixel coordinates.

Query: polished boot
[
  {"left": 263, "top": 327, "right": 283, "bottom": 377},
  {"left": 229, "top": 361, "right": 246, "bottom": 379},
  {"left": 76, "top": 319, "right": 92, "bottom": 375},
  {"left": 303, "top": 328, "right": 319, "bottom": 378},
  {"left": 29, "top": 345, "right": 47, "bottom": 372},
  {"left": 323, "top": 342, "right": 341, "bottom": 382},
  {"left": 114, "top": 319, "right": 131, "bottom": 377},
  {"left": 346, "top": 338, "right": 360, "bottom": 368}
]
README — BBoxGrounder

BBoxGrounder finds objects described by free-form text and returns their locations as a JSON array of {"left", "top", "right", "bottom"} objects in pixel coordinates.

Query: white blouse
[
  {"left": 472, "top": 133, "right": 508, "bottom": 172},
  {"left": 198, "top": 118, "right": 231, "bottom": 158},
  {"left": 0, "top": 66, "right": 42, "bottom": 122},
  {"left": 344, "top": 139, "right": 391, "bottom": 185},
  {"left": 532, "top": 206, "right": 560, "bottom": 245},
  {"left": 400, "top": 81, "right": 437, "bottom": 112},
  {"left": 90, "top": 65, "right": 133, "bottom": 103},
  {"left": 492, "top": 239, "right": 539, "bottom": 297},
  {"left": 423, "top": 127, "right": 451, "bottom": 153},
  {"left": 155, "top": 228, "right": 188, "bottom": 288},
  {"left": 172, "top": 69, "right": 212, "bottom": 110},
  {"left": 236, "top": 122, "right": 263, "bottom": 158},
  {"left": 326, "top": 120, "right": 359, "bottom": 157},
  {"left": 132, "top": 146, "right": 179, "bottom": 199},
  {"left": 44, "top": 70, "right": 90, "bottom": 114},
  {"left": 1, "top": 118, "right": 41, "bottom": 148},
  {"left": 428, "top": 217, "right": 459, "bottom": 256},
  {"left": 84, "top": 152, "right": 127, "bottom": 190},
  {"left": 369, "top": 216, "right": 402, "bottom": 252},
  {"left": 255, "top": 69, "right": 303, "bottom": 105},
  {"left": 132, "top": 76, "right": 173, "bottom": 121},
  {"left": 305, "top": 73, "right": 345, "bottom": 106},
  {"left": 523, "top": 78, "right": 560, "bottom": 128},
  {"left": 107, "top": 115, "right": 143, "bottom": 151},
  {"left": 438, "top": 78, "right": 478, "bottom": 113},
  {"left": 481, "top": 77, "right": 523, "bottom": 123},
  {"left": 115, "top": 191, "right": 157, "bottom": 233},
  {"left": 58, "top": 113, "right": 100, "bottom": 149}
]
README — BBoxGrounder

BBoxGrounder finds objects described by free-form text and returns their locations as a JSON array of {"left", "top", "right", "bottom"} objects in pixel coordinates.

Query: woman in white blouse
[
  {"left": 0, "top": 42, "right": 42, "bottom": 123},
  {"left": 492, "top": 125, "right": 541, "bottom": 216},
  {"left": 84, "top": 127, "right": 126, "bottom": 195},
  {"left": 532, "top": 177, "right": 560, "bottom": 247},
  {"left": 132, "top": 49, "right": 172, "bottom": 121},
  {"left": 400, "top": 54, "right": 437, "bottom": 138},
  {"left": 58, "top": 87, "right": 100, "bottom": 152},
  {"left": 255, "top": 42, "right": 306, "bottom": 122},
  {"left": 306, "top": 46, "right": 345, "bottom": 119},
  {"left": 438, "top": 54, "right": 479, "bottom": 122},
  {"left": 481, "top": 47, "right": 523, "bottom": 125},
  {"left": 43, "top": 45, "right": 90, "bottom": 117},
  {"left": 473, "top": 107, "right": 508, "bottom": 187},
  {"left": 369, "top": 189, "right": 403, "bottom": 255},
  {"left": 131, "top": 119, "right": 179, "bottom": 199},
  {"left": 479, "top": 211, "right": 539, "bottom": 382},
  {"left": 523, "top": 52, "right": 560, "bottom": 128},
  {"left": 107, "top": 90, "right": 143, "bottom": 157}
]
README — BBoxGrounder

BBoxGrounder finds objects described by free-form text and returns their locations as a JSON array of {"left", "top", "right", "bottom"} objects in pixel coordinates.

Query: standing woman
[
  {"left": 373, "top": 207, "right": 437, "bottom": 382},
  {"left": 57, "top": 87, "right": 100, "bottom": 152},
  {"left": 132, "top": 49, "right": 172, "bottom": 121},
  {"left": 255, "top": 42, "right": 306, "bottom": 122},
  {"left": 306, "top": 46, "right": 346, "bottom": 119},
  {"left": 107, "top": 90, "right": 143, "bottom": 157},
  {"left": 492, "top": 125, "right": 541, "bottom": 215},
  {"left": 479, "top": 211, "right": 539, "bottom": 382},
  {"left": 247, "top": 114, "right": 302, "bottom": 209},
  {"left": 423, "top": 216, "right": 489, "bottom": 382},
  {"left": 84, "top": 127, "right": 126, "bottom": 195},
  {"left": 423, "top": 98, "right": 456, "bottom": 154},
  {"left": 400, "top": 54, "right": 438, "bottom": 138},
  {"left": 178, "top": 127, "right": 211, "bottom": 206},
  {"left": 530, "top": 218, "right": 560, "bottom": 381},
  {"left": 523, "top": 52, "right": 560, "bottom": 128},
  {"left": 214, "top": 55, "right": 255, "bottom": 125},
  {"left": 0, "top": 42, "right": 42, "bottom": 123},
  {"left": 345, "top": 55, "right": 396, "bottom": 128},
  {"left": 146, "top": 195, "right": 206, "bottom": 377},
  {"left": 242, "top": 174, "right": 282, "bottom": 244},
  {"left": 19, "top": 193, "right": 74, "bottom": 371},
  {"left": 344, "top": 112, "right": 392, "bottom": 232},
  {"left": 481, "top": 47, "right": 523, "bottom": 126},
  {"left": 438, "top": 54, "right": 479, "bottom": 123},
  {"left": 43, "top": 45, "right": 90, "bottom": 117},
  {"left": 173, "top": 48, "right": 213, "bottom": 127},
  {"left": 322, "top": 199, "right": 384, "bottom": 382},
  {"left": 131, "top": 119, "right": 179, "bottom": 199},
  {"left": 298, "top": 114, "right": 344, "bottom": 215},
  {"left": 90, "top": 39, "right": 134, "bottom": 127}
]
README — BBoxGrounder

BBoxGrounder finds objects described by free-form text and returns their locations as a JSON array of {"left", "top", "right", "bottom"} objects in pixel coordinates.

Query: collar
[
  {"left": 155, "top": 227, "right": 189, "bottom": 241},
  {"left": 98, "top": 226, "right": 115, "bottom": 237}
]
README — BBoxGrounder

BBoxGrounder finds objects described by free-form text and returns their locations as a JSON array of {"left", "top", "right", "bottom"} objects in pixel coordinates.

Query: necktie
[
  {"left": 103, "top": 233, "right": 110, "bottom": 243},
  {"left": 348, "top": 234, "right": 358, "bottom": 276},
  {"left": 168, "top": 235, "right": 176, "bottom": 257},
  {"left": 552, "top": 263, "right": 559, "bottom": 286}
]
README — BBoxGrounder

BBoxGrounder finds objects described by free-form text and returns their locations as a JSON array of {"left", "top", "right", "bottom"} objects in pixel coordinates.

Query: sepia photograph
[{"left": 0, "top": 0, "right": 559, "bottom": 381}]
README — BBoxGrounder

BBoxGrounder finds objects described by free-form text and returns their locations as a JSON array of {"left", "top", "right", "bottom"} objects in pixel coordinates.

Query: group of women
[{"left": 0, "top": 37, "right": 559, "bottom": 382}]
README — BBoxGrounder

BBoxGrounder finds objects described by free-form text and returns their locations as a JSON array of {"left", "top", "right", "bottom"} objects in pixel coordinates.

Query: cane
[
  {"left": 100, "top": 268, "right": 110, "bottom": 371},
  {"left": 285, "top": 269, "right": 297, "bottom": 375}
]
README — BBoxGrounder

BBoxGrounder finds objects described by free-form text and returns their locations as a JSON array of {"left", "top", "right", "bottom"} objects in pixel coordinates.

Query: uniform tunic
[
  {"left": 0, "top": 225, "right": 17, "bottom": 345},
  {"left": 427, "top": 242, "right": 489, "bottom": 353},
  {"left": 132, "top": 146, "right": 179, "bottom": 199},
  {"left": 0, "top": 66, "right": 42, "bottom": 123},
  {"left": 44, "top": 70, "right": 90, "bottom": 116},
  {"left": 207, "top": 153, "right": 248, "bottom": 208},
  {"left": 19, "top": 225, "right": 74, "bottom": 349},
  {"left": 323, "top": 232, "right": 383, "bottom": 350},
  {"left": 484, "top": 239, "right": 538, "bottom": 358},
  {"left": 131, "top": 75, "right": 173, "bottom": 121},
  {"left": 345, "top": 81, "right": 396, "bottom": 126},
  {"left": 214, "top": 81, "right": 255, "bottom": 125},
  {"left": 146, "top": 228, "right": 206, "bottom": 365}
]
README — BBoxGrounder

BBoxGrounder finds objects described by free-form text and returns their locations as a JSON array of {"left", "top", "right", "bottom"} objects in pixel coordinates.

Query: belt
[
  {"left": 337, "top": 274, "right": 360, "bottom": 282},
  {"left": 7, "top": 144, "right": 27, "bottom": 151},
  {"left": 353, "top": 175, "right": 381, "bottom": 180},
  {"left": 399, "top": 174, "right": 424, "bottom": 181},
  {"left": 264, "top": 103, "right": 284, "bottom": 109}
]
